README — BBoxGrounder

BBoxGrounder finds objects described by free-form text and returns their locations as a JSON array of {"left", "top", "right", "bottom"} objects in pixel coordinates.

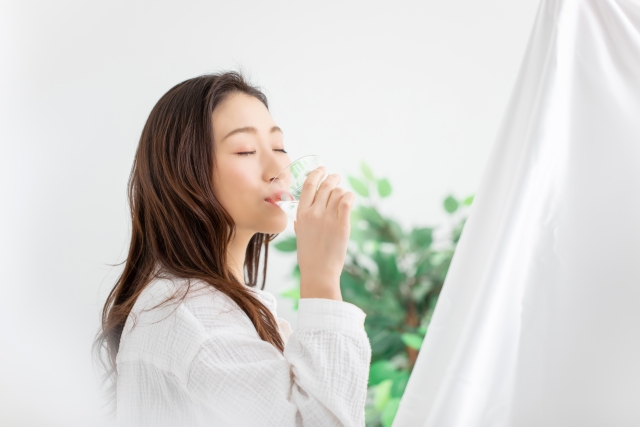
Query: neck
[{"left": 227, "top": 228, "right": 255, "bottom": 287}]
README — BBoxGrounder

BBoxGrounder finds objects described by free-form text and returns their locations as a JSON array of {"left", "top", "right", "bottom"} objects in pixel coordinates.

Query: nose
[{"left": 264, "top": 149, "right": 291, "bottom": 184}]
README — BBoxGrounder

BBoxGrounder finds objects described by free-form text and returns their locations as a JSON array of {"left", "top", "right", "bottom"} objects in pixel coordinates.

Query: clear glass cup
[{"left": 265, "top": 154, "right": 328, "bottom": 221}]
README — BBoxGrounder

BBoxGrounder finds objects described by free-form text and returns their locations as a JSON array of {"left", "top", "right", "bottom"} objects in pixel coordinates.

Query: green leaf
[
  {"left": 350, "top": 225, "right": 380, "bottom": 248},
  {"left": 410, "top": 227, "right": 433, "bottom": 249},
  {"left": 377, "top": 178, "right": 392, "bottom": 198},
  {"left": 366, "top": 314, "right": 399, "bottom": 330},
  {"left": 368, "top": 360, "right": 398, "bottom": 386},
  {"left": 387, "top": 219, "right": 404, "bottom": 242},
  {"left": 390, "top": 370, "right": 411, "bottom": 398},
  {"left": 340, "top": 269, "right": 365, "bottom": 289},
  {"left": 381, "top": 398, "right": 401, "bottom": 427},
  {"left": 374, "top": 379, "right": 393, "bottom": 411},
  {"left": 348, "top": 176, "right": 370, "bottom": 197},
  {"left": 417, "top": 326, "right": 427, "bottom": 336},
  {"left": 443, "top": 195, "right": 459, "bottom": 213},
  {"left": 370, "top": 329, "right": 405, "bottom": 359},
  {"left": 273, "top": 236, "right": 297, "bottom": 252},
  {"left": 365, "top": 401, "right": 381, "bottom": 426},
  {"left": 426, "top": 293, "right": 440, "bottom": 313},
  {"left": 358, "top": 206, "right": 386, "bottom": 229},
  {"left": 463, "top": 195, "right": 474, "bottom": 205},
  {"left": 378, "top": 287, "right": 407, "bottom": 322},
  {"left": 279, "top": 287, "right": 300, "bottom": 299},
  {"left": 367, "top": 218, "right": 403, "bottom": 244},
  {"left": 401, "top": 333, "right": 424, "bottom": 350},
  {"left": 373, "top": 250, "right": 404, "bottom": 287},
  {"left": 410, "top": 279, "right": 433, "bottom": 303},
  {"left": 279, "top": 286, "right": 300, "bottom": 311},
  {"left": 340, "top": 270, "right": 369, "bottom": 307},
  {"left": 361, "top": 161, "right": 376, "bottom": 182},
  {"left": 430, "top": 251, "right": 450, "bottom": 267},
  {"left": 415, "top": 256, "right": 434, "bottom": 277}
]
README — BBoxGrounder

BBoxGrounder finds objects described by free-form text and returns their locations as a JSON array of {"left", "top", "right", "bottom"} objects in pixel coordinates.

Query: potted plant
[{"left": 273, "top": 162, "right": 472, "bottom": 427}]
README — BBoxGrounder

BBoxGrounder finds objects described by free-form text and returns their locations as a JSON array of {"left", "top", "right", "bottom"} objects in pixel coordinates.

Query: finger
[
  {"left": 326, "top": 186, "right": 346, "bottom": 217},
  {"left": 297, "top": 166, "right": 326, "bottom": 210},
  {"left": 337, "top": 192, "right": 355, "bottom": 224},
  {"left": 312, "top": 173, "right": 340, "bottom": 211}
]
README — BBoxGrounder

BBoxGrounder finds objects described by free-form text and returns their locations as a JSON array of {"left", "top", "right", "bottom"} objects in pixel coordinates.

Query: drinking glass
[{"left": 265, "top": 154, "right": 328, "bottom": 221}]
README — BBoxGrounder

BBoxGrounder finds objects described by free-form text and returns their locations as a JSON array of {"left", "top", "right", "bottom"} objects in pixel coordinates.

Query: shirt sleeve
[{"left": 185, "top": 297, "right": 372, "bottom": 427}]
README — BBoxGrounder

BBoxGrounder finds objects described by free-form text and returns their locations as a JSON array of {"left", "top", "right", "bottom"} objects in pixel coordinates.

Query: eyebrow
[{"left": 221, "top": 126, "right": 283, "bottom": 142}]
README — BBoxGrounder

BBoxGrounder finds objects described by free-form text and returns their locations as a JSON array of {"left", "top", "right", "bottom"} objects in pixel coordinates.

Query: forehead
[{"left": 212, "top": 93, "right": 272, "bottom": 137}]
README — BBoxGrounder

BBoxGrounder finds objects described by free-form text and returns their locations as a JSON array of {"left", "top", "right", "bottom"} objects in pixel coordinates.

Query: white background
[{"left": 0, "top": 0, "right": 539, "bottom": 425}]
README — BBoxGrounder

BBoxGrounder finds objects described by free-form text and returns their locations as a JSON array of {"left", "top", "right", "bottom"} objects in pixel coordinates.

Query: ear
[{"left": 293, "top": 220, "right": 297, "bottom": 233}]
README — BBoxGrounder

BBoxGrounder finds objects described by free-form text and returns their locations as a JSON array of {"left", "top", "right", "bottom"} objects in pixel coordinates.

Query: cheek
[
  {"left": 214, "top": 164, "right": 255, "bottom": 209},
  {"left": 214, "top": 163, "right": 288, "bottom": 233}
]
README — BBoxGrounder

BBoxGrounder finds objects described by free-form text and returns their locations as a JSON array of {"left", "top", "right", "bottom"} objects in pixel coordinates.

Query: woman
[{"left": 93, "top": 71, "right": 372, "bottom": 427}]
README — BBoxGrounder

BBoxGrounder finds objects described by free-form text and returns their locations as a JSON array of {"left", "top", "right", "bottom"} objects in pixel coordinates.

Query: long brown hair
[{"left": 93, "top": 71, "right": 285, "bottom": 407}]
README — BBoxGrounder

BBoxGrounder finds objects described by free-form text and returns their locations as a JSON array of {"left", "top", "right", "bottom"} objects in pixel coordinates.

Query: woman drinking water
[{"left": 93, "top": 71, "right": 372, "bottom": 427}]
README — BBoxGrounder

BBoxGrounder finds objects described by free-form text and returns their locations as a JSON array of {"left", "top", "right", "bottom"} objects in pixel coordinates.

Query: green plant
[{"left": 273, "top": 161, "right": 473, "bottom": 427}]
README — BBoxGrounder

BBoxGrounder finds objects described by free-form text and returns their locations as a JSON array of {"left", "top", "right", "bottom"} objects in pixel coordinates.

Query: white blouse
[{"left": 115, "top": 275, "right": 372, "bottom": 427}]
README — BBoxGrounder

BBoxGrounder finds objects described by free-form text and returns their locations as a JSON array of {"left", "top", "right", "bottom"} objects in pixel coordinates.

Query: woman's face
[{"left": 211, "top": 92, "right": 292, "bottom": 235}]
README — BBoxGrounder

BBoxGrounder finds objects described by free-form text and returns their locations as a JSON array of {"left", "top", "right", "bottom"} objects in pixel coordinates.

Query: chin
[{"left": 258, "top": 216, "right": 289, "bottom": 235}]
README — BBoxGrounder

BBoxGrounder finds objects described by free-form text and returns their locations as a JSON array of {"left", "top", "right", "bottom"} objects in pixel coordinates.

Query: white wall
[{"left": 0, "top": 0, "right": 539, "bottom": 425}]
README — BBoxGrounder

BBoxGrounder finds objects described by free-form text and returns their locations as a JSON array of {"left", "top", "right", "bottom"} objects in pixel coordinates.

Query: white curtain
[{"left": 392, "top": 0, "right": 640, "bottom": 425}]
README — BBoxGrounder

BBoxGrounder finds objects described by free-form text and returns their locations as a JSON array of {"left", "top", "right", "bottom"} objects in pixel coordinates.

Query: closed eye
[{"left": 237, "top": 149, "right": 288, "bottom": 156}]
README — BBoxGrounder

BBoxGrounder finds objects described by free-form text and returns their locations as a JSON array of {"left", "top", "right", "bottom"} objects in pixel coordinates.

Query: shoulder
[
  {"left": 115, "top": 278, "right": 203, "bottom": 374},
  {"left": 116, "top": 275, "right": 278, "bottom": 380}
]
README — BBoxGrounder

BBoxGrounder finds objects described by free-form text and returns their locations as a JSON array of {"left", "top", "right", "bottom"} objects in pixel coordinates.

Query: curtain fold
[{"left": 392, "top": 0, "right": 640, "bottom": 425}]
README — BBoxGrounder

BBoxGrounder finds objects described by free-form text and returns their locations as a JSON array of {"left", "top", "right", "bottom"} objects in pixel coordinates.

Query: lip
[
  {"left": 265, "top": 190, "right": 285, "bottom": 205},
  {"left": 264, "top": 197, "right": 279, "bottom": 206}
]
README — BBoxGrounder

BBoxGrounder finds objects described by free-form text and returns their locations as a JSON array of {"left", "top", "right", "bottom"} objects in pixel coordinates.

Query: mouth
[{"left": 264, "top": 197, "right": 278, "bottom": 206}]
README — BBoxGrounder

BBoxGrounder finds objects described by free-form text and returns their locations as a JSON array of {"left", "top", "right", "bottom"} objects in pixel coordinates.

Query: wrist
[{"left": 299, "top": 281, "right": 343, "bottom": 301}]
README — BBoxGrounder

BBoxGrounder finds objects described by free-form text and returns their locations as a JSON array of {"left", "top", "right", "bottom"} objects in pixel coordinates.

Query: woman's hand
[{"left": 294, "top": 166, "right": 355, "bottom": 301}]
